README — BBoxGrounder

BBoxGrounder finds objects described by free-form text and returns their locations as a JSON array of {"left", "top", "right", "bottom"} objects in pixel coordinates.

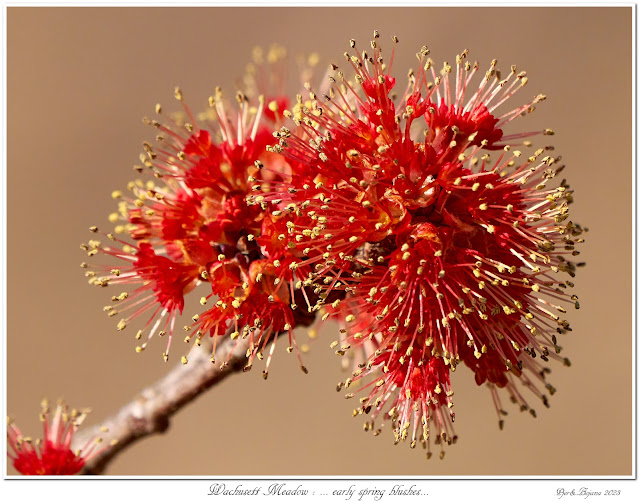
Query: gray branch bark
[{"left": 73, "top": 332, "right": 273, "bottom": 474}]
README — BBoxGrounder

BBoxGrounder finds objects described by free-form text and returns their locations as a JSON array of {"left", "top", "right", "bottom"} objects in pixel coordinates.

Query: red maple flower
[
  {"left": 84, "top": 47, "right": 320, "bottom": 374},
  {"left": 7, "top": 400, "right": 107, "bottom": 475},
  {"left": 253, "top": 33, "right": 584, "bottom": 457}
]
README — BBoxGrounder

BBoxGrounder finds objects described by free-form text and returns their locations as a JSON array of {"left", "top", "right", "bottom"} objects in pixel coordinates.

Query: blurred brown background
[{"left": 6, "top": 7, "right": 633, "bottom": 476}]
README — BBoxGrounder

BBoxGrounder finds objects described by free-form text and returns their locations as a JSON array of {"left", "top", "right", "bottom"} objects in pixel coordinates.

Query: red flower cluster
[
  {"left": 249, "top": 33, "right": 584, "bottom": 457},
  {"left": 83, "top": 36, "right": 584, "bottom": 458},
  {"left": 83, "top": 48, "right": 321, "bottom": 377},
  {"left": 7, "top": 400, "right": 107, "bottom": 475}
]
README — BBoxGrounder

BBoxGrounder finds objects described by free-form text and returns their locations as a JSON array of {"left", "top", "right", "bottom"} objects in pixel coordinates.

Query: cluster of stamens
[
  {"left": 83, "top": 34, "right": 584, "bottom": 459},
  {"left": 247, "top": 32, "right": 584, "bottom": 457}
]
